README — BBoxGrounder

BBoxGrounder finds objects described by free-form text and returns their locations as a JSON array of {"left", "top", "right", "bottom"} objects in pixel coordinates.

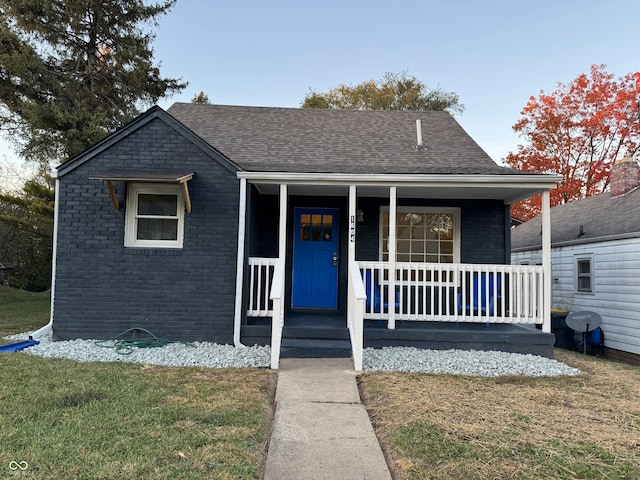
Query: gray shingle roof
[
  {"left": 511, "top": 187, "right": 640, "bottom": 251},
  {"left": 167, "top": 103, "right": 526, "bottom": 175}
]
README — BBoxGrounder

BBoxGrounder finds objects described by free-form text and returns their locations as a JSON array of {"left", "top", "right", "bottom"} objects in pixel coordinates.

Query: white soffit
[{"left": 238, "top": 172, "right": 561, "bottom": 204}]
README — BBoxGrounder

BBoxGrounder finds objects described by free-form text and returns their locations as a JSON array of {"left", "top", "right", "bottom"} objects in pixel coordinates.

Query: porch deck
[{"left": 242, "top": 313, "right": 555, "bottom": 359}]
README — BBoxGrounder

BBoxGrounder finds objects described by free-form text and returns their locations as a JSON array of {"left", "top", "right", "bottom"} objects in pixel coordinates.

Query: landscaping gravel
[
  {"left": 363, "top": 346, "right": 581, "bottom": 377},
  {"left": 5, "top": 330, "right": 581, "bottom": 377}
]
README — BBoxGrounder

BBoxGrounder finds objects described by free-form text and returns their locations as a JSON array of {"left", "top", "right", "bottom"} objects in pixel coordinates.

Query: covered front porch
[
  {"left": 242, "top": 312, "right": 554, "bottom": 360},
  {"left": 242, "top": 259, "right": 553, "bottom": 366},
  {"left": 232, "top": 173, "right": 557, "bottom": 370}
]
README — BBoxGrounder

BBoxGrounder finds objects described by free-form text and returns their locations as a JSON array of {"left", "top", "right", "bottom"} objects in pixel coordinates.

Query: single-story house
[
  {"left": 42, "top": 104, "right": 561, "bottom": 369},
  {"left": 512, "top": 157, "right": 640, "bottom": 365}
]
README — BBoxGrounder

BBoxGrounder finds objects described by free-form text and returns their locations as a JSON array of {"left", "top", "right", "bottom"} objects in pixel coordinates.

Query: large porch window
[{"left": 380, "top": 207, "right": 460, "bottom": 263}]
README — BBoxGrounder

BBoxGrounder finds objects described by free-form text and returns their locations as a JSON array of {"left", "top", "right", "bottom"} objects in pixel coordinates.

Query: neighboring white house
[{"left": 511, "top": 157, "right": 640, "bottom": 364}]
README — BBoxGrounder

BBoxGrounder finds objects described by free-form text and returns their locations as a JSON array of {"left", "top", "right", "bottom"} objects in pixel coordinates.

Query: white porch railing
[
  {"left": 269, "top": 258, "right": 285, "bottom": 369},
  {"left": 247, "top": 257, "right": 277, "bottom": 317},
  {"left": 358, "top": 261, "right": 545, "bottom": 326},
  {"left": 247, "top": 257, "right": 548, "bottom": 370},
  {"left": 348, "top": 261, "right": 367, "bottom": 371}
]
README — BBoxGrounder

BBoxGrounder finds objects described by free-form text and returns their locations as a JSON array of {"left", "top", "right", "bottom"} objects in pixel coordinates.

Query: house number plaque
[{"left": 350, "top": 215, "right": 356, "bottom": 242}]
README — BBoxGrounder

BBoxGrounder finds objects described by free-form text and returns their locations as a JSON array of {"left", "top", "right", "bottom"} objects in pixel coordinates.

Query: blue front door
[{"left": 292, "top": 208, "right": 339, "bottom": 308}]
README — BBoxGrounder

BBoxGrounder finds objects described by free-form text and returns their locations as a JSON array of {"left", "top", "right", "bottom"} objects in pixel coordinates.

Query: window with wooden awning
[{"left": 90, "top": 169, "right": 194, "bottom": 213}]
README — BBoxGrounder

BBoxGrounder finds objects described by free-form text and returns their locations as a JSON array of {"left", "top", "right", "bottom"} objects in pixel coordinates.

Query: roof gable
[
  {"left": 56, "top": 106, "right": 239, "bottom": 177},
  {"left": 511, "top": 187, "right": 640, "bottom": 251},
  {"left": 167, "top": 103, "right": 527, "bottom": 176}
]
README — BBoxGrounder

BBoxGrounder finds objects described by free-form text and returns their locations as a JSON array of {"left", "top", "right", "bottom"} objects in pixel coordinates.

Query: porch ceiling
[{"left": 240, "top": 172, "right": 561, "bottom": 205}]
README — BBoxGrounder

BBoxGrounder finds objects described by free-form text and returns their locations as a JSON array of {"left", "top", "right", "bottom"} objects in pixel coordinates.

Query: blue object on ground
[{"left": 0, "top": 340, "right": 39, "bottom": 352}]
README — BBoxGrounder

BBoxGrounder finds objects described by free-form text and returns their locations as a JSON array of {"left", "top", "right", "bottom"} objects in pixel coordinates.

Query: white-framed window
[
  {"left": 125, "top": 183, "right": 185, "bottom": 248},
  {"left": 380, "top": 207, "right": 461, "bottom": 263},
  {"left": 575, "top": 256, "right": 593, "bottom": 293}
]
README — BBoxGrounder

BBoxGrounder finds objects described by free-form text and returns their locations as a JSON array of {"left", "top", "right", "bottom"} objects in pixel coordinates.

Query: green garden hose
[{"left": 94, "top": 327, "right": 193, "bottom": 355}]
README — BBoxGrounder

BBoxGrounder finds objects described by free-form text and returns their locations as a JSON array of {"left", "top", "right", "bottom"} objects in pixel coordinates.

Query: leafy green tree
[
  {"left": 0, "top": 0, "right": 187, "bottom": 168},
  {"left": 0, "top": 175, "right": 54, "bottom": 291},
  {"left": 301, "top": 71, "right": 464, "bottom": 115},
  {"left": 191, "top": 91, "right": 211, "bottom": 104}
]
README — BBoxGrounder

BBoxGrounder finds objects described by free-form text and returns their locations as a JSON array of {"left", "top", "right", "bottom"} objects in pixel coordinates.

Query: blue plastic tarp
[{"left": 0, "top": 340, "right": 39, "bottom": 352}]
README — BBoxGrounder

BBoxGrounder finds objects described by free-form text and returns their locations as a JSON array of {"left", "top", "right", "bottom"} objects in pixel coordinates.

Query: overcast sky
[{"left": 2, "top": 0, "right": 639, "bottom": 188}]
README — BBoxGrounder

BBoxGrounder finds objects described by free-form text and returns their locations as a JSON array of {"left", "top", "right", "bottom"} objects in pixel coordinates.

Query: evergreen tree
[
  {"left": 0, "top": 175, "right": 54, "bottom": 291},
  {"left": 0, "top": 0, "right": 187, "bottom": 168}
]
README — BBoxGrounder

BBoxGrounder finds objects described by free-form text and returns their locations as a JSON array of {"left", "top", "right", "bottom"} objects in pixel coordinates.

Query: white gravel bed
[
  {"left": 363, "top": 346, "right": 581, "bottom": 377},
  {"left": 5, "top": 331, "right": 580, "bottom": 377},
  {"left": 5, "top": 331, "right": 271, "bottom": 368}
]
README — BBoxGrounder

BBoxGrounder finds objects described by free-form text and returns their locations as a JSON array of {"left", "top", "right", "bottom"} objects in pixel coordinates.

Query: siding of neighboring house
[
  {"left": 513, "top": 238, "right": 640, "bottom": 357},
  {"left": 53, "top": 116, "right": 241, "bottom": 343},
  {"left": 511, "top": 158, "right": 640, "bottom": 362}
]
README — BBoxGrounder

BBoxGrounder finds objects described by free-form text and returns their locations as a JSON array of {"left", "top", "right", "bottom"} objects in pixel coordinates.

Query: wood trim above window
[{"left": 90, "top": 169, "right": 194, "bottom": 213}]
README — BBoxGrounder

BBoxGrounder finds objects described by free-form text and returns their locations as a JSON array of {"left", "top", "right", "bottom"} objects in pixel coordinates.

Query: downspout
[
  {"left": 233, "top": 178, "right": 248, "bottom": 347},
  {"left": 30, "top": 173, "right": 60, "bottom": 339}
]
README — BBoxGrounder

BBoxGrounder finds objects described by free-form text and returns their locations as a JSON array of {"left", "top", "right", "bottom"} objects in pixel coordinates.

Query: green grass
[
  {"left": 0, "top": 287, "right": 50, "bottom": 337},
  {"left": 0, "top": 355, "right": 274, "bottom": 479},
  {"left": 0, "top": 287, "right": 275, "bottom": 479},
  {"left": 8, "top": 287, "right": 640, "bottom": 479}
]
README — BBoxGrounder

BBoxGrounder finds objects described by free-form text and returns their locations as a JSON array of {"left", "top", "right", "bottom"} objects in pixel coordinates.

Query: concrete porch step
[
  {"left": 283, "top": 325, "right": 350, "bottom": 340},
  {"left": 280, "top": 338, "right": 352, "bottom": 359}
]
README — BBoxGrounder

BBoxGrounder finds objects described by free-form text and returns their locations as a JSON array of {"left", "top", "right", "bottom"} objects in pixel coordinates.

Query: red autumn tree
[{"left": 507, "top": 65, "right": 640, "bottom": 221}]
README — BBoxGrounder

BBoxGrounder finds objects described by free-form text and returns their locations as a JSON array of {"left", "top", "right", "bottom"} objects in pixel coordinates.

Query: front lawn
[
  {"left": 0, "top": 287, "right": 50, "bottom": 337},
  {"left": 1, "top": 287, "right": 275, "bottom": 479},
  {"left": 0, "top": 354, "right": 275, "bottom": 479},
  {"left": 360, "top": 351, "right": 640, "bottom": 479}
]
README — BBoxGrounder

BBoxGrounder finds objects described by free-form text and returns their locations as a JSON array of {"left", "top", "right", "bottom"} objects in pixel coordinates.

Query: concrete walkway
[{"left": 264, "top": 357, "right": 393, "bottom": 480}]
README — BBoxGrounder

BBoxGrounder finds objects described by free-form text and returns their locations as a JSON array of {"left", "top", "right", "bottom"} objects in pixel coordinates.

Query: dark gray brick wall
[
  {"left": 459, "top": 200, "right": 506, "bottom": 264},
  {"left": 248, "top": 186, "right": 278, "bottom": 258},
  {"left": 53, "top": 117, "right": 239, "bottom": 342}
]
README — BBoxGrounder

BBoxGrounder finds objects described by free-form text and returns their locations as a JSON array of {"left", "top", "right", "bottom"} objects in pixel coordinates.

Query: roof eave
[
  {"left": 237, "top": 171, "right": 561, "bottom": 187},
  {"left": 238, "top": 171, "right": 560, "bottom": 203},
  {"left": 512, "top": 231, "right": 640, "bottom": 252}
]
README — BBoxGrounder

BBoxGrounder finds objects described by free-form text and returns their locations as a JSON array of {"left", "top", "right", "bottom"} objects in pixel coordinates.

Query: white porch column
[
  {"left": 233, "top": 178, "right": 248, "bottom": 347},
  {"left": 388, "top": 186, "right": 397, "bottom": 329},
  {"left": 348, "top": 185, "right": 357, "bottom": 263},
  {"left": 278, "top": 184, "right": 288, "bottom": 259},
  {"left": 541, "top": 189, "right": 551, "bottom": 333},
  {"left": 270, "top": 183, "right": 288, "bottom": 369},
  {"left": 348, "top": 185, "right": 357, "bottom": 328}
]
